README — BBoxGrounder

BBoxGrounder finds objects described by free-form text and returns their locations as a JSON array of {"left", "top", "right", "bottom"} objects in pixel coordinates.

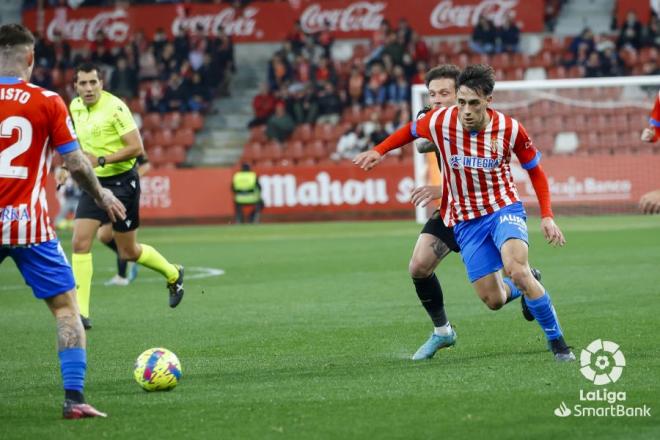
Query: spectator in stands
[
  {"left": 316, "top": 82, "right": 344, "bottom": 125},
  {"left": 187, "top": 72, "right": 211, "bottom": 113},
  {"left": 138, "top": 45, "right": 159, "bottom": 80},
  {"left": 286, "top": 20, "right": 305, "bottom": 55},
  {"left": 332, "top": 124, "right": 368, "bottom": 161},
  {"left": 367, "top": 19, "right": 391, "bottom": 63},
  {"left": 292, "top": 83, "right": 319, "bottom": 125},
  {"left": 384, "top": 105, "right": 411, "bottom": 135},
  {"left": 316, "top": 20, "right": 334, "bottom": 58},
  {"left": 266, "top": 102, "right": 296, "bottom": 143},
  {"left": 368, "top": 119, "right": 389, "bottom": 148},
  {"left": 268, "top": 53, "right": 292, "bottom": 92},
  {"left": 301, "top": 34, "right": 324, "bottom": 64},
  {"left": 617, "top": 10, "right": 643, "bottom": 50},
  {"left": 110, "top": 56, "right": 138, "bottom": 99},
  {"left": 401, "top": 52, "right": 416, "bottom": 79},
  {"left": 151, "top": 27, "right": 168, "bottom": 60},
  {"left": 209, "top": 26, "right": 235, "bottom": 96},
  {"left": 387, "top": 65, "right": 410, "bottom": 103},
  {"left": 34, "top": 32, "right": 55, "bottom": 68},
  {"left": 397, "top": 18, "right": 413, "bottom": 47},
  {"left": 172, "top": 27, "right": 191, "bottom": 64},
  {"left": 569, "top": 27, "right": 596, "bottom": 56},
  {"left": 347, "top": 66, "right": 365, "bottom": 104},
  {"left": 642, "top": 15, "right": 660, "bottom": 48},
  {"left": 294, "top": 54, "right": 313, "bottom": 83},
  {"left": 497, "top": 13, "right": 521, "bottom": 53},
  {"left": 145, "top": 79, "right": 165, "bottom": 113},
  {"left": 410, "top": 31, "right": 430, "bottom": 65},
  {"left": 470, "top": 15, "right": 497, "bottom": 54},
  {"left": 584, "top": 51, "right": 604, "bottom": 77},
  {"left": 599, "top": 45, "right": 625, "bottom": 76},
  {"left": 248, "top": 83, "right": 278, "bottom": 128},
  {"left": 411, "top": 61, "right": 428, "bottom": 85},
  {"left": 31, "top": 65, "right": 53, "bottom": 89},
  {"left": 162, "top": 72, "right": 189, "bottom": 112},
  {"left": 381, "top": 31, "right": 405, "bottom": 66},
  {"left": 313, "top": 56, "right": 337, "bottom": 85},
  {"left": 158, "top": 43, "right": 179, "bottom": 80},
  {"left": 364, "top": 63, "right": 388, "bottom": 106}
]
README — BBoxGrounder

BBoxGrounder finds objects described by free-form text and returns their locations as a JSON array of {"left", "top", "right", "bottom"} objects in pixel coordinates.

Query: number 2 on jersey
[{"left": 0, "top": 116, "right": 32, "bottom": 179}]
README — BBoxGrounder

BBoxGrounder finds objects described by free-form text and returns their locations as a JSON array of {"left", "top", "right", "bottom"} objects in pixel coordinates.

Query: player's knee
[
  {"left": 71, "top": 236, "right": 93, "bottom": 253},
  {"left": 483, "top": 296, "right": 505, "bottom": 310},
  {"left": 408, "top": 257, "right": 434, "bottom": 278},
  {"left": 507, "top": 265, "right": 533, "bottom": 291},
  {"left": 117, "top": 245, "right": 140, "bottom": 261}
]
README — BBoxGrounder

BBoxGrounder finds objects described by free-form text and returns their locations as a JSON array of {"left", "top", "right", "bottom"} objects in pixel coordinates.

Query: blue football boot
[{"left": 411, "top": 328, "right": 457, "bottom": 360}]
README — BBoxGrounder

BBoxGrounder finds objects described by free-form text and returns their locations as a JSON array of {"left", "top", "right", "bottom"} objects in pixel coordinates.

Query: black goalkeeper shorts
[
  {"left": 75, "top": 167, "right": 140, "bottom": 232},
  {"left": 420, "top": 210, "right": 460, "bottom": 253}
]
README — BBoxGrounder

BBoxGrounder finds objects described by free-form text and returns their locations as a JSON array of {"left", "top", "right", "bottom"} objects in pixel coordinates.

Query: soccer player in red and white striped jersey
[
  {"left": 639, "top": 90, "right": 660, "bottom": 213},
  {"left": 355, "top": 65, "right": 574, "bottom": 361},
  {"left": 0, "top": 23, "right": 124, "bottom": 418}
]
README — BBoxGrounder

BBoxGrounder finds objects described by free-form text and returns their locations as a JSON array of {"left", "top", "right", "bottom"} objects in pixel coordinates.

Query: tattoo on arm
[
  {"left": 56, "top": 315, "right": 84, "bottom": 350},
  {"left": 62, "top": 149, "right": 104, "bottom": 201},
  {"left": 415, "top": 139, "right": 437, "bottom": 154}
]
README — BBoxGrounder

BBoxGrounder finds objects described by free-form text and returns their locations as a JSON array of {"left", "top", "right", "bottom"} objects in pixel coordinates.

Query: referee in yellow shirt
[{"left": 69, "top": 63, "right": 183, "bottom": 329}]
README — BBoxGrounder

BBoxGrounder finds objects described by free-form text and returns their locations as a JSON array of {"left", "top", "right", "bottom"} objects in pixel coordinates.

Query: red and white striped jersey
[
  {"left": 414, "top": 106, "right": 540, "bottom": 224},
  {"left": 0, "top": 77, "right": 79, "bottom": 246}
]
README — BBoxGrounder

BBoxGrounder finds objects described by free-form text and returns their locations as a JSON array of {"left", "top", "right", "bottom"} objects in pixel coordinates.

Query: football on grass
[{"left": 134, "top": 347, "right": 182, "bottom": 391}]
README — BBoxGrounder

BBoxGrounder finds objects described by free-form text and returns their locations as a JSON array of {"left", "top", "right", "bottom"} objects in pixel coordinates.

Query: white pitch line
[{"left": 0, "top": 266, "right": 225, "bottom": 292}]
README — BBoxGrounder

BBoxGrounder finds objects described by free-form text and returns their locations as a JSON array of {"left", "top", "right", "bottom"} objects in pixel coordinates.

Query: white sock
[{"left": 434, "top": 322, "right": 452, "bottom": 336}]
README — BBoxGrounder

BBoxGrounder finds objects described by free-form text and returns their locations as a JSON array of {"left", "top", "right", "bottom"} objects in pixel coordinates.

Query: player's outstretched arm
[
  {"left": 61, "top": 149, "right": 126, "bottom": 222},
  {"left": 639, "top": 189, "right": 660, "bottom": 214},
  {"left": 353, "top": 150, "right": 383, "bottom": 171},
  {"left": 411, "top": 185, "right": 442, "bottom": 207},
  {"left": 525, "top": 164, "right": 565, "bottom": 247}
]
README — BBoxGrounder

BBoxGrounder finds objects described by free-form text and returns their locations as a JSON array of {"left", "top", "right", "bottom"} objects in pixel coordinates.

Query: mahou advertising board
[
  {"left": 24, "top": 0, "right": 543, "bottom": 46},
  {"left": 45, "top": 154, "right": 660, "bottom": 224}
]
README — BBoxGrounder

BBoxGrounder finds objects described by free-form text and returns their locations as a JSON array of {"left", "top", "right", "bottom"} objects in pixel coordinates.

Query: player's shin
[
  {"left": 72, "top": 253, "right": 93, "bottom": 318},
  {"left": 524, "top": 291, "right": 563, "bottom": 341},
  {"left": 503, "top": 277, "right": 522, "bottom": 304},
  {"left": 136, "top": 244, "right": 179, "bottom": 282},
  {"left": 412, "top": 273, "right": 451, "bottom": 335}
]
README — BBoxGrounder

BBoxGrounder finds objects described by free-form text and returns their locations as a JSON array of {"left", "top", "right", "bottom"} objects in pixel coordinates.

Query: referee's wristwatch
[{"left": 97, "top": 156, "right": 106, "bottom": 168}]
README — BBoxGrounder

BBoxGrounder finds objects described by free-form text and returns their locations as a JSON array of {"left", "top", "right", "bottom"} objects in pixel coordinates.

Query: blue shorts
[
  {"left": 453, "top": 202, "right": 529, "bottom": 283},
  {"left": 0, "top": 239, "right": 76, "bottom": 299}
]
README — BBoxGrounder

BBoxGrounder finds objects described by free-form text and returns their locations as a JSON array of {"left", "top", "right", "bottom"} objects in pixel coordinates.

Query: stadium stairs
[
  {"left": 189, "top": 44, "right": 276, "bottom": 167},
  {"left": 553, "top": 0, "right": 615, "bottom": 36}
]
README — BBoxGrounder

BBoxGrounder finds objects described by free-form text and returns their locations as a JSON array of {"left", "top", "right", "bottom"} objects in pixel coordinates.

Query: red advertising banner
[
  {"left": 23, "top": 0, "right": 543, "bottom": 47},
  {"left": 46, "top": 153, "right": 659, "bottom": 224}
]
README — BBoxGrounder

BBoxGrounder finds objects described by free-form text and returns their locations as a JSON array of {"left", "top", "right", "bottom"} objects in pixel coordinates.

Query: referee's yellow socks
[
  {"left": 137, "top": 244, "right": 179, "bottom": 283},
  {"left": 72, "top": 253, "right": 93, "bottom": 318}
]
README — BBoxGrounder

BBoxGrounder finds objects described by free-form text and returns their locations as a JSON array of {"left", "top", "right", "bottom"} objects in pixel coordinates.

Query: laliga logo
[{"left": 580, "top": 339, "right": 625, "bottom": 385}]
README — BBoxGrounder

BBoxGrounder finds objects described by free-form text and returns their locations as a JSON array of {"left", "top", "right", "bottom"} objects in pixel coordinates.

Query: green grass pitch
[{"left": 1, "top": 215, "right": 659, "bottom": 439}]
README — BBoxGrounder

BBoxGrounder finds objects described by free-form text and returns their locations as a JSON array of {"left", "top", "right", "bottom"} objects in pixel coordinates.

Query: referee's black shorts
[
  {"left": 420, "top": 210, "right": 460, "bottom": 253},
  {"left": 75, "top": 167, "right": 140, "bottom": 232}
]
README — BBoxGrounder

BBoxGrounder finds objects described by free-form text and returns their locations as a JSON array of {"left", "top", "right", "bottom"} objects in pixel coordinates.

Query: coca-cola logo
[
  {"left": 46, "top": 9, "right": 130, "bottom": 43},
  {"left": 430, "top": 0, "right": 518, "bottom": 29},
  {"left": 172, "top": 6, "right": 259, "bottom": 37},
  {"left": 300, "top": 2, "right": 385, "bottom": 34}
]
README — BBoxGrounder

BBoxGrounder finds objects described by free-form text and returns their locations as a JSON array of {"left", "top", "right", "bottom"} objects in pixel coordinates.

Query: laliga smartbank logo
[{"left": 553, "top": 339, "right": 651, "bottom": 418}]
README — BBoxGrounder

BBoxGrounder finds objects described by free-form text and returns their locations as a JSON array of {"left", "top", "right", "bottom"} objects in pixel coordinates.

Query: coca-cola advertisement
[{"left": 24, "top": 0, "right": 543, "bottom": 46}]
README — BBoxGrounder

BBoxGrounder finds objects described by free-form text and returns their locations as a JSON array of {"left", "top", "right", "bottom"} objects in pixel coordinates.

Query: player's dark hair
[
  {"left": 0, "top": 24, "right": 35, "bottom": 48},
  {"left": 425, "top": 64, "right": 461, "bottom": 88},
  {"left": 457, "top": 64, "right": 495, "bottom": 97},
  {"left": 74, "top": 62, "right": 103, "bottom": 83}
]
